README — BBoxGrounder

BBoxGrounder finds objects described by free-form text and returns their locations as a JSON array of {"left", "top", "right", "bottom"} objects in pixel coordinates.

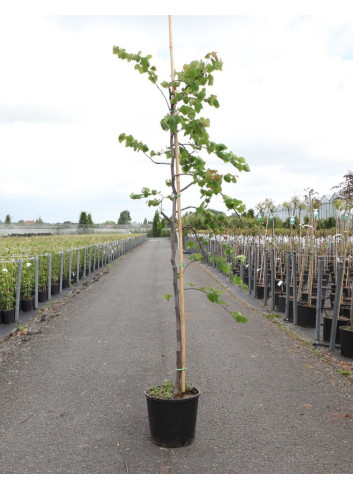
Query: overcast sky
[{"left": 0, "top": 2, "right": 352, "bottom": 224}]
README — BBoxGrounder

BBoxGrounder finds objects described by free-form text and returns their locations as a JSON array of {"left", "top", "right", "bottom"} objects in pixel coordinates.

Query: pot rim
[
  {"left": 144, "top": 388, "right": 200, "bottom": 403},
  {"left": 339, "top": 326, "right": 353, "bottom": 332}
]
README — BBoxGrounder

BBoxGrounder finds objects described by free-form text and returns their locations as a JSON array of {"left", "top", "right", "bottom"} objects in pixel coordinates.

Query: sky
[{"left": 0, "top": 1, "right": 353, "bottom": 224}]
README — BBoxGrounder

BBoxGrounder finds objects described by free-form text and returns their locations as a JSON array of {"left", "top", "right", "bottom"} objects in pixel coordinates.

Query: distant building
[{"left": 273, "top": 193, "right": 340, "bottom": 221}]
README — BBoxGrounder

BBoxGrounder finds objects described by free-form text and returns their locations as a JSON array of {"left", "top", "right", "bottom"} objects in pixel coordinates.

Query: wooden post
[{"left": 169, "top": 15, "right": 186, "bottom": 392}]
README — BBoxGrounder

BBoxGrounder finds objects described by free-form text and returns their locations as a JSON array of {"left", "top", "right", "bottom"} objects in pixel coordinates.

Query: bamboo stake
[{"left": 169, "top": 15, "right": 186, "bottom": 393}]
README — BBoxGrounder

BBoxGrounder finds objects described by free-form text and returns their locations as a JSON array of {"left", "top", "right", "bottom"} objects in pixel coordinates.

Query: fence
[
  {"left": 184, "top": 233, "right": 353, "bottom": 357},
  {"left": 0, "top": 235, "right": 146, "bottom": 326}
]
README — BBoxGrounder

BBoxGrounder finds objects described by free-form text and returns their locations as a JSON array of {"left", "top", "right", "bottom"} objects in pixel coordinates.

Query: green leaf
[
  {"left": 232, "top": 274, "right": 243, "bottom": 286},
  {"left": 207, "top": 290, "right": 220, "bottom": 303},
  {"left": 236, "top": 254, "right": 246, "bottom": 265},
  {"left": 231, "top": 312, "right": 247, "bottom": 323},
  {"left": 163, "top": 294, "right": 172, "bottom": 301},
  {"left": 160, "top": 117, "right": 169, "bottom": 132},
  {"left": 130, "top": 193, "right": 143, "bottom": 200},
  {"left": 147, "top": 199, "right": 161, "bottom": 207}
]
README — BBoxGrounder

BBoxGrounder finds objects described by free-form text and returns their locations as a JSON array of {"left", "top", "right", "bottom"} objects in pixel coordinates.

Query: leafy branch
[{"left": 113, "top": 41, "right": 250, "bottom": 393}]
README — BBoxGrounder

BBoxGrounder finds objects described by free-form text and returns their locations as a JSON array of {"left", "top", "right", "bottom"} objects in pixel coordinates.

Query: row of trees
[
  {"left": 181, "top": 174, "right": 353, "bottom": 235},
  {"left": 3, "top": 172, "right": 352, "bottom": 234},
  {"left": 1, "top": 215, "right": 45, "bottom": 225},
  {"left": 1, "top": 210, "right": 143, "bottom": 227}
]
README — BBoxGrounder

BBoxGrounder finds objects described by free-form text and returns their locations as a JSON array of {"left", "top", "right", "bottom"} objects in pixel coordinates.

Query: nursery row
[
  {"left": 0, "top": 234, "right": 146, "bottom": 326},
  {"left": 185, "top": 234, "right": 353, "bottom": 360}
]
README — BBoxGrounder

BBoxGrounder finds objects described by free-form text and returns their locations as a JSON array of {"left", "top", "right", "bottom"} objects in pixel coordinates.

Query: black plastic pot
[
  {"left": 2, "top": 309, "right": 15, "bottom": 324},
  {"left": 21, "top": 297, "right": 34, "bottom": 312},
  {"left": 297, "top": 303, "right": 316, "bottom": 328},
  {"left": 145, "top": 389, "right": 200, "bottom": 448},
  {"left": 323, "top": 316, "right": 350, "bottom": 344},
  {"left": 62, "top": 278, "right": 70, "bottom": 289},
  {"left": 340, "top": 305, "right": 350, "bottom": 319},
  {"left": 255, "top": 284, "right": 271, "bottom": 299},
  {"left": 38, "top": 288, "right": 48, "bottom": 303},
  {"left": 51, "top": 283, "right": 60, "bottom": 295},
  {"left": 340, "top": 327, "right": 353, "bottom": 358},
  {"left": 300, "top": 295, "right": 325, "bottom": 307},
  {"left": 277, "top": 295, "right": 286, "bottom": 313}
]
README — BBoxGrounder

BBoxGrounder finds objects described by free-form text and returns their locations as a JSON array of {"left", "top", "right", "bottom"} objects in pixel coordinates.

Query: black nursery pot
[
  {"left": 51, "top": 283, "right": 60, "bottom": 295},
  {"left": 340, "top": 327, "right": 353, "bottom": 358},
  {"left": 62, "top": 278, "right": 70, "bottom": 289},
  {"left": 145, "top": 389, "right": 200, "bottom": 448},
  {"left": 2, "top": 309, "right": 15, "bottom": 324},
  {"left": 297, "top": 303, "right": 316, "bottom": 328},
  {"left": 323, "top": 316, "right": 350, "bottom": 344},
  {"left": 21, "top": 297, "right": 34, "bottom": 312},
  {"left": 255, "top": 284, "right": 271, "bottom": 300},
  {"left": 38, "top": 288, "right": 48, "bottom": 303}
]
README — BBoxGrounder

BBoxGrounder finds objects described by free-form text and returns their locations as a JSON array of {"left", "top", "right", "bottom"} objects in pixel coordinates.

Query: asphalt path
[{"left": 0, "top": 238, "right": 353, "bottom": 474}]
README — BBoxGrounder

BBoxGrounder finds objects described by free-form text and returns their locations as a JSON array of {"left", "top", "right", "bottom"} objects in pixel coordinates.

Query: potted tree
[
  {"left": 113, "top": 16, "right": 249, "bottom": 447},
  {"left": 296, "top": 188, "right": 323, "bottom": 327},
  {"left": 253, "top": 198, "right": 276, "bottom": 299},
  {"left": 20, "top": 260, "right": 35, "bottom": 312},
  {"left": 0, "top": 262, "right": 17, "bottom": 324},
  {"left": 332, "top": 171, "right": 353, "bottom": 357}
]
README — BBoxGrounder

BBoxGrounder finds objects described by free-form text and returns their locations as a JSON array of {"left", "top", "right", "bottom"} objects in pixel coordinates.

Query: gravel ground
[{"left": 0, "top": 238, "right": 353, "bottom": 474}]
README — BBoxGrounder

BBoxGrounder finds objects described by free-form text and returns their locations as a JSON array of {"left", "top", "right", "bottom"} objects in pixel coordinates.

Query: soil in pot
[
  {"left": 340, "top": 327, "right": 353, "bottom": 358},
  {"left": 145, "top": 386, "right": 200, "bottom": 448},
  {"left": 323, "top": 316, "right": 350, "bottom": 344}
]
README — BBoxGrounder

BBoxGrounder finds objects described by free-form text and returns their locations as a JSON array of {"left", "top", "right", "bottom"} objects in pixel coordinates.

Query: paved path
[{"left": 0, "top": 238, "right": 353, "bottom": 474}]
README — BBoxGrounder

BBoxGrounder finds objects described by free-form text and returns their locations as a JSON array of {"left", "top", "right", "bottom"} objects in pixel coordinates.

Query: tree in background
[
  {"left": 78, "top": 211, "right": 88, "bottom": 228},
  {"left": 118, "top": 210, "right": 132, "bottom": 225},
  {"left": 152, "top": 210, "right": 162, "bottom": 237},
  {"left": 5, "top": 214, "right": 11, "bottom": 224},
  {"left": 87, "top": 213, "right": 94, "bottom": 227}
]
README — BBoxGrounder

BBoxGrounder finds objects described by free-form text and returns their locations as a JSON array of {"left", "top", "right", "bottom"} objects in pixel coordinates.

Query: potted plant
[
  {"left": 113, "top": 16, "right": 249, "bottom": 447},
  {"left": 332, "top": 171, "right": 353, "bottom": 357},
  {"left": 38, "top": 255, "right": 49, "bottom": 302},
  {"left": 297, "top": 188, "right": 322, "bottom": 328},
  {"left": 20, "top": 260, "right": 35, "bottom": 312},
  {"left": 253, "top": 198, "right": 275, "bottom": 299},
  {"left": 0, "top": 262, "right": 17, "bottom": 324}
]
